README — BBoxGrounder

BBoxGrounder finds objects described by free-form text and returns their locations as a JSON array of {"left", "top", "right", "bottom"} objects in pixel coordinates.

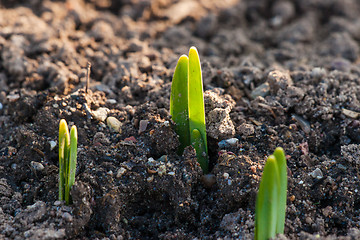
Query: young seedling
[
  {"left": 170, "top": 46, "right": 208, "bottom": 173},
  {"left": 59, "top": 119, "right": 78, "bottom": 205},
  {"left": 255, "top": 147, "right": 287, "bottom": 240}
]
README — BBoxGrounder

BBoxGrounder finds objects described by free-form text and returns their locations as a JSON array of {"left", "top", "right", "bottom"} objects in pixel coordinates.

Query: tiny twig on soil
[{"left": 85, "top": 62, "right": 91, "bottom": 93}]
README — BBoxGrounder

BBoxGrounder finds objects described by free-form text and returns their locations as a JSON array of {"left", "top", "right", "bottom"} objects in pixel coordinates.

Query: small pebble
[
  {"left": 106, "top": 117, "right": 122, "bottom": 133},
  {"left": 116, "top": 167, "right": 127, "bottom": 178},
  {"left": 267, "top": 70, "right": 293, "bottom": 94},
  {"left": 298, "top": 180, "right": 304, "bottom": 185},
  {"left": 311, "top": 67, "right": 326, "bottom": 79},
  {"left": 0, "top": 102, "right": 3, "bottom": 110},
  {"left": 157, "top": 165, "right": 166, "bottom": 176},
  {"left": 54, "top": 200, "right": 62, "bottom": 206},
  {"left": 92, "top": 107, "right": 110, "bottom": 122},
  {"left": 292, "top": 114, "right": 311, "bottom": 134},
  {"left": 157, "top": 155, "right": 168, "bottom": 162},
  {"left": 138, "top": 120, "right": 149, "bottom": 134},
  {"left": 223, "top": 172, "right": 229, "bottom": 179},
  {"left": 49, "top": 141, "right": 57, "bottom": 151},
  {"left": 238, "top": 123, "right": 255, "bottom": 136},
  {"left": 30, "top": 161, "right": 45, "bottom": 171},
  {"left": 309, "top": 168, "right": 323, "bottom": 179},
  {"left": 168, "top": 171, "right": 175, "bottom": 176},
  {"left": 322, "top": 206, "right": 332, "bottom": 217},
  {"left": 106, "top": 99, "right": 117, "bottom": 104},
  {"left": 251, "top": 82, "right": 270, "bottom": 99},
  {"left": 62, "top": 212, "right": 73, "bottom": 222},
  {"left": 163, "top": 121, "right": 170, "bottom": 127},
  {"left": 218, "top": 138, "right": 239, "bottom": 148},
  {"left": 337, "top": 164, "right": 347, "bottom": 170},
  {"left": 11, "top": 163, "right": 17, "bottom": 170},
  {"left": 147, "top": 175, "right": 154, "bottom": 182},
  {"left": 342, "top": 108, "right": 360, "bottom": 119},
  {"left": 53, "top": 103, "right": 59, "bottom": 108},
  {"left": 7, "top": 94, "right": 20, "bottom": 102}
]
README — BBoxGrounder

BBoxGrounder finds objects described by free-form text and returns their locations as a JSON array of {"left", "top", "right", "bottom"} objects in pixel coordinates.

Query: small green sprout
[
  {"left": 170, "top": 46, "right": 208, "bottom": 173},
  {"left": 255, "top": 147, "right": 287, "bottom": 240},
  {"left": 59, "top": 119, "right": 78, "bottom": 205}
]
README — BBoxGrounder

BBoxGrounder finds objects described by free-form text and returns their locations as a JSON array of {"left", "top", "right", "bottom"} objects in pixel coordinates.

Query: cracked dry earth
[{"left": 1, "top": 0, "right": 360, "bottom": 239}]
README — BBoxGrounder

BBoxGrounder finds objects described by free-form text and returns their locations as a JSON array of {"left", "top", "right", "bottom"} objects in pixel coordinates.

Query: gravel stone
[
  {"left": 92, "top": 107, "right": 110, "bottom": 122},
  {"left": 267, "top": 70, "right": 293, "bottom": 94},
  {"left": 106, "top": 117, "right": 122, "bottom": 133},
  {"left": 237, "top": 123, "right": 255, "bottom": 137},
  {"left": 309, "top": 168, "right": 323, "bottom": 179}
]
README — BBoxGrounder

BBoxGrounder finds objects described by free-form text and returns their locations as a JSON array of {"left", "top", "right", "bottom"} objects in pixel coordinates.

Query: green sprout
[
  {"left": 59, "top": 119, "right": 78, "bottom": 205},
  {"left": 170, "top": 46, "right": 208, "bottom": 173},
  {"left": 255, "top": 147, "right": 287, "bottom": 240}
]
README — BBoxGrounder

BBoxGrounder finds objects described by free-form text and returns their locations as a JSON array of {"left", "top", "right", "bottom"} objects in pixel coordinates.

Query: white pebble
[
  {"left": 49, "top": 141, "right": 57, "bottom": 151},
  {"left": 106, "top": 99, "right": 117, "bottom": 104},
  {"left": 164, "top": 121, "right": 170, "bottom": 127},
  {"left": 168, "top": 171, "right": 175, "bottom": 176},
  {"left": 223, "top": 172, "right": 229, "bottom": 179},
  {"left": 7, "top": 94, "right": 20, "bottom": 102},
  {"left": 147, "top": 175, "right": 154, "bottom": 182},
  {"left": 106, "top": 117, "right": 122, "bottom": 132},
  {"left": 298, "top": 180, "right": 304, "bottom": 185},
  {"left": 309, "top": 168, "right": 323, "bottom": 179},
  {"left": 31, "top": 161, "right": 44, "bottom": 171},
  {"left": 226, "top": 138, "right": 238, "bottom": 145},
  {"left": 116, "top": 167, "right": 127, "bottom": 178},
  {"left": 218, "top": 138, "right": 239, "bottom": 148},
  {"left": 62, "top": 212, "right": 73, "bottom": 222},
  {"left": 11, "top": 163, "right": 17, "bottom": 170},
  {"left": 92, "top": 107, "right": 110, "bottom": 122}
]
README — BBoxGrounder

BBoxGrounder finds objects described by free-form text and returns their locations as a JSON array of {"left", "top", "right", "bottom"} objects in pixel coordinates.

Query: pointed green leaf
[
  {"left": 191, "top": 129, "right": 209, "bottom": 173},
  {"left": 273, "top": 147, "right": 287, "bottom": 234},
  {"left": 255, "top": 155, "right": 279, "bottom": 240},
  {"left": 170, "top": 55, "right": 190, "bottom": 154},
  {"left": 59, "top": 136, "right": 66, "bottom": 201},
  {"left": 188, "top": 46, "right": 208, "bottom": 166},
  {"left": 170, "top": 47, "right": 209, "bottom": 173},
  {"left": 59, "top": 119, "right": 70, "bottom": 201},
  {"left": 65, "top": 125, "right": 78, "bottom": 205}
]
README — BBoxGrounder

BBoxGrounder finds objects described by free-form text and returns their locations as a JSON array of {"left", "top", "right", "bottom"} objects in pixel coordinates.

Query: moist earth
[{"left": 1, "top": 0, "right": 360, "bottom": 239}]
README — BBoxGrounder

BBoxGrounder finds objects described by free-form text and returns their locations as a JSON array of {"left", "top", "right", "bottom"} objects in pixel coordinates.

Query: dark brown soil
[{"left": 1, "top": 0, "right": 360, "bottom": 239}]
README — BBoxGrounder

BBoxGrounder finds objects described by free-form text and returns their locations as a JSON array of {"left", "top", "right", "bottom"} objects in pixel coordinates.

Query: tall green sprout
[
  {"left": 59, "top": 119, "right": 78, "bottom": 205},
  {"left": 255, "top": 147, "right": 287, "bottom": 240},
  {"left": 170, "top": 46, "right": 208, "bottom": 173}
]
